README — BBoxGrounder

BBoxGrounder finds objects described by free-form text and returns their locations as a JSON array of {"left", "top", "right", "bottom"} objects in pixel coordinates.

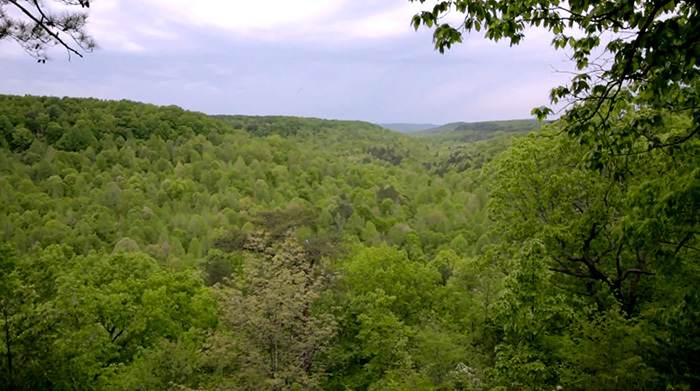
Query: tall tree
[{"left": 214, "top": 231, "right": 336, "bottom": 390}]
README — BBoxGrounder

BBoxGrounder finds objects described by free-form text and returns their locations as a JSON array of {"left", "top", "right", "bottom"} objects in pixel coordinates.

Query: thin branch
[
  {"left": 673, "top": 232, "right": 697, "bottom": 256},
  {"left": 7, "top": 0, "right": 84, "bottom": 58},
  {"left": 549, "top": 267, "right": 594, "bottom": 279},
  {"left": 621, "top": 268, "right": 655, "bottom": 280}
]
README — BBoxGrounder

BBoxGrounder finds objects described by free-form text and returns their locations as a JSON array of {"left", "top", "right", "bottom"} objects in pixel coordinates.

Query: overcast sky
[{"left": 1, "top": 0, "right": 573, "bottom": 124}]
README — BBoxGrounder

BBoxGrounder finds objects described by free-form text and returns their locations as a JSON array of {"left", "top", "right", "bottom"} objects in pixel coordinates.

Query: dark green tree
[{"left": 8, "top": 126, "right": 33, "bottom": 152}]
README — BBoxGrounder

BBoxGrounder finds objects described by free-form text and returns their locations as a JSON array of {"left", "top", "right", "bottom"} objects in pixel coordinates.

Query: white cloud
[
  {"left": 148, "top": 0, "right": 346, "bottom": 35},
  {"left": 329, "top": 2, "right": 423, "bottom": 39},
  {"left": 0, "top": 42, "right": 24, "bottom": 59},
  {"left": 2, "top": 0, "right": 575, "bottom": 123},
  {"left": 87, "top": 0, "right": 160, "bottom": 52},
  {"left": 84, "top": 0, "right": 429, "bottom": 49}
]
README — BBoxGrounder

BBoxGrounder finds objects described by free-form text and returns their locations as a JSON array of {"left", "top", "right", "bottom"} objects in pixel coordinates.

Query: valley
[{"left": 1, "top": 94, "right": 696, "bottom": 390}]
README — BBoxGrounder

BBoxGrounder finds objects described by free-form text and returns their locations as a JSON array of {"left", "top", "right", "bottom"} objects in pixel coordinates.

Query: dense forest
[
  {"left": 415, "top": 120, "right": 542, "bottom": 143},
  {"left": 0, "top": 91, "right": 697, "bottom": 390},
  {"left": 0, "top": 1, "right": 698, "bottom": 389}
]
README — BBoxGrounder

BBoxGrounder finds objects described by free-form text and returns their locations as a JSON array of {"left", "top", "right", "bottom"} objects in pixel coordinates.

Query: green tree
[
  {"left": 325, "top": 245, "right": 444, "bottom": 389},
  {"left": 489, "top": 130, "right": 697, "bottom": 316},
  {"left": 56, "top": 120, "right": 97, "bottom": 151},
  {"left": 0, "top": 245, "right": 75, "bottom": 390},
  {"left": 0, "top": 243, "right": 20, "bottom": 390},
  {"left": 411, "top": 0, "right": 699, "bottom": 157},
  {"left": 50, "top": 251, "right": 216, "bottom": 387},
  {"left": 8, "top": 126, "right": 33, "bottom": 152},
  {"left": 45, "top": 121, "right": 64, "bottom": 144},
  {"left": 360, "top": 221, "right": 381, "bottom": 244},
  {"left": 215, "top": 232, "right": 336, "bottom": 389},
  {"left": 485, "top": 127, "right": 698, "bottom": 388}
]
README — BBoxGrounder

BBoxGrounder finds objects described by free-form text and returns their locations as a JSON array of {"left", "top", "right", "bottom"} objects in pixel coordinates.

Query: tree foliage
[
  {"left": 0, "top": 50, "right": 697, "bottom": 390},
  {"left": 411, "top": 0, "right": 699, "bottom": 164},
  {"left": 410, "top": 1, "right": 698, "bottom": 389},
  {"left": 0, "top": 94, "right": 509, "bottom": 389},
  {"left": 0, "top": 0, "right": 96, "bottom": 61}
]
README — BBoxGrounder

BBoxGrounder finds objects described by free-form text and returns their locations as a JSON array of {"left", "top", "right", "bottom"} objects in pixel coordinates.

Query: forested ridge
[
  {"left": 1, "top": 93, "right": 698, "bottom": 390},
  {"left": 415, "top": 119, "right": 542, "bottom": 143}
]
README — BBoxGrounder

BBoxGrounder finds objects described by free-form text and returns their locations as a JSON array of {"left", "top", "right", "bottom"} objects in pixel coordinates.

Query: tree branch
[{"left": 7, "top": 0, "right": 84, "bottom": 58}]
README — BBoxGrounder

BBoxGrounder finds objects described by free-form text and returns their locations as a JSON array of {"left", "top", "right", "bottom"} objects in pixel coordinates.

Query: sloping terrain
[
  {"left": 377, "top": 123, "right": 440, "bottom": 133},
  {"left": 418, "top": 118, "right": 542, "bottom": 142},
  {"left": 1, "top": 94, "right": 696, "bottom": 390}
]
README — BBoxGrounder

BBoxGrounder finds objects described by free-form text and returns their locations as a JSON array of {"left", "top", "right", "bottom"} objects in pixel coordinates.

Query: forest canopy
[
  {"left": 0, "top": 0, "right": 698, "bottom": 390},
  {"left": 1, "top": 90, "right": 697, "bottom": 389}
]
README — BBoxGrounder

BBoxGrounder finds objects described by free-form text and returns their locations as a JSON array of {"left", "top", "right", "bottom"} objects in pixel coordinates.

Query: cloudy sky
[{"left": 1, "top": 0, "right": 573, "bottom": 124}]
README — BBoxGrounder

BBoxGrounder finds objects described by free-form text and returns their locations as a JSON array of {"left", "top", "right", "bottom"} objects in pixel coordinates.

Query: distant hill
[
  {"left": 418, "top": 118, "right": 543, "bottom": 142},
  {"left": 378, "top": 123, "right": 440, "bottom": 133},
  {"left": 422, "top": 119, "right": 541, "bottom": 134},
  {"left": 214, "top": 115, "right": 390, "bottom": 138}
]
